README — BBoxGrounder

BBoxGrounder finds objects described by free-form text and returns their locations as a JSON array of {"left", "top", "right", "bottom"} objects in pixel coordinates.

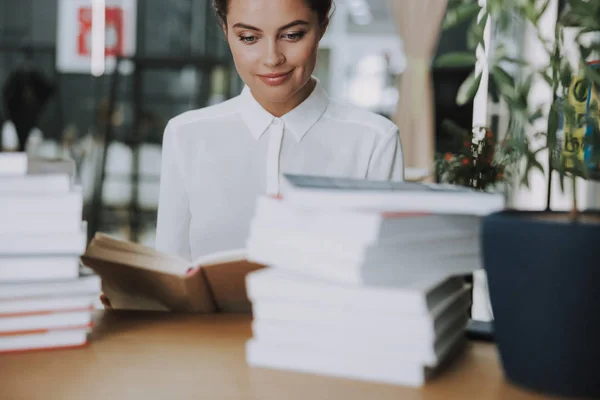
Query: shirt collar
[{"left": 239, "top": 78, "right": 329, "bottom": 142}]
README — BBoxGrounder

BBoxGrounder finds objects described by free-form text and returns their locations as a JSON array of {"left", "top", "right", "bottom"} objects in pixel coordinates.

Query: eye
[
  {"left": 283, "top": 32, "right": 306, "bottom": 41},
  {"left": 239, "top": 35, "right": 257, "bottom": 44}
]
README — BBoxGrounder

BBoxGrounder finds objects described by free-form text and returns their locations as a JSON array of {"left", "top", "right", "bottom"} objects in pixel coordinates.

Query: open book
[{"left": 80, "top": 233, "right": 265, "bottom": 312}]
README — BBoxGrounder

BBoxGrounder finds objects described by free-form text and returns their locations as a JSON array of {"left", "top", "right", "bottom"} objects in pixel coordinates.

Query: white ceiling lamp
[{"left": 347, "top": 0, "right": 373, "bottom": 25}]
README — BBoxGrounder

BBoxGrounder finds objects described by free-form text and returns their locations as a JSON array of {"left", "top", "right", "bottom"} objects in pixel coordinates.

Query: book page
[
  {"left": 85, "top": 244, "right": 188, "bottom": 275},
  {"left": 201, "top": 260, "right": 265, "bottom": 313},
  {"left": 93, "top": 233, "right": 185, "bottom": 261},
  {"left": 191, "top": 248, "right": 247, "bottom": 267}
]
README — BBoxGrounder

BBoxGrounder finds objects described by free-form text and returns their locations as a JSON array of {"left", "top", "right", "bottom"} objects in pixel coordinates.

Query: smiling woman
[{"left": 150, "top": 0, "right": 404, "bottom": 267}]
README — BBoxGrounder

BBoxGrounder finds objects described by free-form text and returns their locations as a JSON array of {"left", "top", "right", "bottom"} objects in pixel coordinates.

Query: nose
[{"left": 264, "top": 39, "right": 286, "bottom": 68}]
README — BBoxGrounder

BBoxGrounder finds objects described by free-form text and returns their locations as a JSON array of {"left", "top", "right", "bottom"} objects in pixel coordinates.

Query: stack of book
[
  {"left": 0, "top": 152, "right": 100, "bottom": 354},
  {"left": 245, "top": 174, "right": 504, "bottom": 386}
]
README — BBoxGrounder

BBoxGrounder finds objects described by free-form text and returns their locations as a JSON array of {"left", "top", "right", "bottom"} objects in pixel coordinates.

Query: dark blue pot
[{"left": 482, "top": 210, "right": 600, "bottom": 399}]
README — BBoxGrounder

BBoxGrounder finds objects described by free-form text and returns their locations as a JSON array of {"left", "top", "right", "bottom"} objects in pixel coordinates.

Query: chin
[{"left": 254, "top": 82, "right": 298, "bottom": 103}]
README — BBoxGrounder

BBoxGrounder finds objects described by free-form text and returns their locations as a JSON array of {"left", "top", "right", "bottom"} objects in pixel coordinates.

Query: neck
[{"left": 257, "top": 78, "right": 317, "bottom": 117}]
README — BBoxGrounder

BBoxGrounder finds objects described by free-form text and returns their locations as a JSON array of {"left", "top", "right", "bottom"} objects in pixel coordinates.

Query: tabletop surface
[{"left": 1, "top": 311, "right": 552, "bottom": 400}]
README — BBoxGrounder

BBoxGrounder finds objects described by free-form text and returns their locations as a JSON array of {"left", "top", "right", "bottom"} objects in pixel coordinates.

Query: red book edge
[
  {"left": 0, "top": 341, "right": 89, "bottom": 355},
  {"left": 266, "top": 195, "right": 434, "bottom": 218},
  {"left": 0, "top": 322, "right": 94, "bottom": 337},
  {"left": 0, "top": 306, "right": 95, "bottom": 318}
]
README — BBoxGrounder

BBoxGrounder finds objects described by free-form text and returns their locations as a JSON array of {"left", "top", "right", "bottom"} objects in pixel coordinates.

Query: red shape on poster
[{"left": 77, "top": 6, "right": 124, "bottom": 57}]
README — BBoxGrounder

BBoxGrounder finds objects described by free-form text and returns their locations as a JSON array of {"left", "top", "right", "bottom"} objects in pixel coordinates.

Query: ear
[{"left": 221, "top": 23, "right": 228, "bottom": 38}]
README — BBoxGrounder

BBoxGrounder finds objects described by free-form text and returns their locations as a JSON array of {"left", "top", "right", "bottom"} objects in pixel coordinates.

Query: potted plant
[
  {"left": 437, "top": 0, "right": 600, "bottom": 398},
  {"left": 434, "top": 122, "right": 520, "bottom": 191}
]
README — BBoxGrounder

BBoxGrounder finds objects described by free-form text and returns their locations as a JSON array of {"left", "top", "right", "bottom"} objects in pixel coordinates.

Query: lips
[
  {"left": 258, "top": 70, "right": 293, "bottom": 86},
  {"left": 259, "top": 72, "right": 290, "bottom": 78}
]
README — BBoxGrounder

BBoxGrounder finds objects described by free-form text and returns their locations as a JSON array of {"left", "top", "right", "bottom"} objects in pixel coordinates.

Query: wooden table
[{"left": 1, "top": 311, "right": 553, "bottom": 400}]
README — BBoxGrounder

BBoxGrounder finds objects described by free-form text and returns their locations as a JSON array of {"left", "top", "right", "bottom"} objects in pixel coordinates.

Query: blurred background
[{"left": 0, "top": 0, "right": 476, "bottom": 246}]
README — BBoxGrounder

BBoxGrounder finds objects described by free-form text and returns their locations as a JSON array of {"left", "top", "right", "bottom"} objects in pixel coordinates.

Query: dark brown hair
[{"left": 213, "top": 0, "right": 334, "bottom": 29}]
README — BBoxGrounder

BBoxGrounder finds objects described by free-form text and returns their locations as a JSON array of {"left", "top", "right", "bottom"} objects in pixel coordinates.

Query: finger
[{"left": 99, "top": 293, "right": 112, "bottom": 309}]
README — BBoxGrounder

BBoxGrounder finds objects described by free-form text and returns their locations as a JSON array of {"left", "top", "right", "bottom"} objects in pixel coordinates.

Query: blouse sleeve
[
  {"left": 155, "top": 121, "right": 192, "bottom": 261},
  {"left": 366, "top": 126, "right": 405, "bottom": 181}
]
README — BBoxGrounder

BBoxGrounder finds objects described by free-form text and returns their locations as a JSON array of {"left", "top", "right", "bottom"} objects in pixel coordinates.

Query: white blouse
[{"left": 155, "top": 80, "right": 404, "bottom": 261}]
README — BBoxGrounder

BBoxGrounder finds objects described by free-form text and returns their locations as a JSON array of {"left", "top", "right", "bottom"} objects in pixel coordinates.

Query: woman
[
  {"left": 100, "top": 0, "right": 404, "bottom": 309},
  {"left": 154, "top": 0, "right": 404, "bottom": 262}
]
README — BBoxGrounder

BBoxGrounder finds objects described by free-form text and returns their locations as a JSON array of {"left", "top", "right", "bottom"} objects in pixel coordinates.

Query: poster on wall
[
  {"left": 559, "top": 60, "right": 600, "bottom": 172},
  {"left": 56, "top": 0, "right": 137, "bottom": 75}
]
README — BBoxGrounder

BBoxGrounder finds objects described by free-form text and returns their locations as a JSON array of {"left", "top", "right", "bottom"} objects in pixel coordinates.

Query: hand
[{"left": 99, "top": 293, "right": 112, "bottom": 309}]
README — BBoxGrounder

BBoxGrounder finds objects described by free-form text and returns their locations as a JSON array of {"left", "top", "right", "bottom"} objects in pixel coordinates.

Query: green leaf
[
  {"left": 524, "top": 1, "right": 537, "bottom": 22},
  {"left": 501, "top": 56, "right": 529, "bottom": 66},
  {"left": 540, "top": 70, "right": 554, "bottom": 86},
  {"left": 557, "top": 159, "right": 567, "bottom": 192},
  {"left": 497, "top": 8, "right": 513, "bottom": 31},
  {"left": 580, "top": 44, "right": 593, "bottom": 61},
  {"left": 560, "top": 61, "right": 573, "bottom": 91},
  {"left": 547, "top": 103, "right": 560, "bottom": 151},
  {"left": 441, "top": 119, "right": 470, "bottom": 140},
  {"left": 519, "top": 73, "right": 535, "bottom": 104},
  {"left": 443, "top": 2, "right": 481, "bottom": 30},
  {"left": 561, "top": 0, "right": 600, "bottom": 28},
  {"left": 491, "top": 66, "right": 516, "bottom": 97},
  {"left": 530, "top": 151, "right": 546, "bottom": 174},
  {"left": 535, "top": 0, "right": 552, "bottom": 24},
  {"left": 456, "top": 71, "right": 482, "bottom": 105},
  {"left": 467, "top": 12, "right": 489, "bottom": 51},
  {"left": 520, "top": 171, "right": 531, "bottom": 188},
  {"left": 528, "top": 108, "right": 545, "bottom": 124},
  {"left": 435, "top": 52, "right": 478, "bottom": 68}
]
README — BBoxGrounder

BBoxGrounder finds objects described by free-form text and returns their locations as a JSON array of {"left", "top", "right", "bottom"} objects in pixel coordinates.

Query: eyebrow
[{"left": 232, "top": 20, "right": 310, "bottom": 32}]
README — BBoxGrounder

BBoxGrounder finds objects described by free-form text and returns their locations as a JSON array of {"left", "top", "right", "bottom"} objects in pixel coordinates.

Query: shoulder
[
  {"left": 323, "top": 100, "right": 398, "bottom": 137},
  {"left": 166, "top": 96, "right": 242, "bottom": 134},
  {"left": 160, "top": 95, "right": 244, "bottom": 153}
]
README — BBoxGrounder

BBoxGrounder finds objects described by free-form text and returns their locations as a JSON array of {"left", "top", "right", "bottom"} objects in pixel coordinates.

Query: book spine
[{"left": 182, "top": 267, "right": 218, "bottom": 313}]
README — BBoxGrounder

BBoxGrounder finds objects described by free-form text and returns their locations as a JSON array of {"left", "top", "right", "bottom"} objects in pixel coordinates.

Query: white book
[
  {"left": 0, "top": 256, "right": 81, "bottom": 282},
  {"left": 246, "top": 327, "right": 467, "bottom": 387},
  {"left": 0, "top": 174, "right": 71, "bottom": 194},
  {"left": 246, "top": 239, "right": 480, "bottom": 286},
  {"left": 0, "top": 224, "right": 87, "bottom": 256},
  {"left": 0, "top": 310, "right": 92, "bottom": 334},
  {"left": 0, "top": 328, "right": 88, "bottom": 354},
  {"left": 0, "top": 187, "right": 82, "bottom": 215},
  {"left": 0, "top": 212, "right": 82, "bottom": 235},
  {"left": 251, "top": 285, "right": 471, "bottom": 344},
  {"left": 0, "top": 152, "right": 27, "bottom": 175},
  {"left": 246, "top": 268, "right": 468, "bottom": 316},
  {"left": 252, "top": 297, "right": 470, "bottom": 366},
  {"left": 0, "top": 275, "right": 101, "bottom": 299},
  {"left": 279, "top": 174, "right": 504, "bottom": 216},
  {"left": 253, "top": 195, "right": 480, "bottom": 243},
  {"left": 248, "top": 225, "right": 478, "bottom": 263},
  {"left": 0, "top": 294, "right": 98, "bottom": 316}
]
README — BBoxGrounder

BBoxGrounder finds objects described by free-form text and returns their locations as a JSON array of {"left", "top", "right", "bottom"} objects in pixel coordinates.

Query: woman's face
[{"left": 225, "top": 0, "right": 324, "bottom": 105}]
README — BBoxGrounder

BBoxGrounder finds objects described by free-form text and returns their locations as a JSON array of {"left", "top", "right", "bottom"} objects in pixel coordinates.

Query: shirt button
[{"left": 273, "top": 119, "right": 282, "bottom": 126}]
